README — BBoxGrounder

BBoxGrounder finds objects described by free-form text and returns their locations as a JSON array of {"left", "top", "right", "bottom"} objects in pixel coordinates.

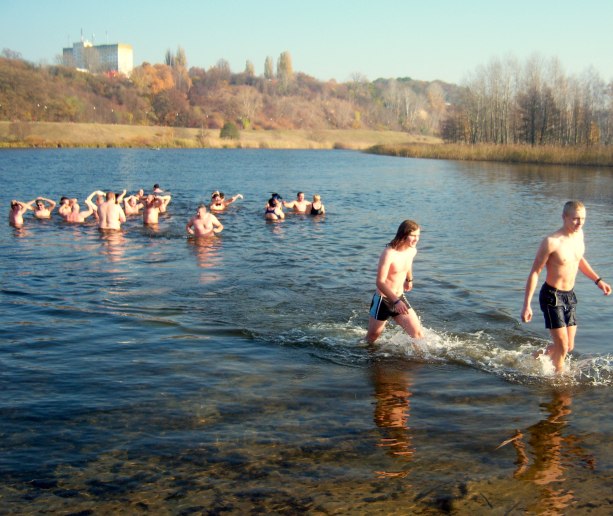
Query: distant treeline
[
  {"left": 0, "top": 48, "right": 457, "bottom": 136},
  {"left": 442, "top": 55, "right": 613, "bottom": 146},
  {"left": 1, "top": 49, "right": 611, "bottom": 147}
]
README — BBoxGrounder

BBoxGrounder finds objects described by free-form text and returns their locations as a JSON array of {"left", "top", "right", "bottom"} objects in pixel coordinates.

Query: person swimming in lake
[
  {"left": 65, "top": 193, "right": 97, "bottom": 223},
  {"left": 28, "top": 197, "right": 56, "bottom": 219},
  {"left": 264, "top": 196, "right": 285, "bottom": 220},
  {"left": 97, "top": 191, "right": 126, "bottom": 231},
  {"left": 142, "top": 194, "right": 164, "bottom": 225},
  {"left": 123, "top": 194, "right": 144, "bottom": 216},
  {"left": 157, "top": 193, "right": 172, "bottom": 214},
  {"left": 283, "top": 192, "right": 310, "bottom": 213},
  {"left": 186, "top": 204, "right": 224, "bottom": 237},
  {"left": 9, "top": 200, "right": 29, "bottom": 227},
  {"left": 58, "top": 196, "right": 72, "bottom": 218},
  {"left": 307, "top": 193, "right": 325, "bottom": 215},
  {"left": 210, "top": 191, "right": 243, "bottom": 212}
]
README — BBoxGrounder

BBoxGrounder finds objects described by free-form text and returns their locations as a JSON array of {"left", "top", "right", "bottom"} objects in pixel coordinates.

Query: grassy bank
[
  {"left": 7, "top": 123, "right": 609, "bottom": 167},
  {"left": 0, "top": 121, "right": 439, "bottom": 150},
  {"left": 366, "top": 142, "right": 613, "bottom": 167}
]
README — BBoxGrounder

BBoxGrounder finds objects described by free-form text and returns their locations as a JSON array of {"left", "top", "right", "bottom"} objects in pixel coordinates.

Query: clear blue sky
[{"left": 2, "top": 0, "right": 612, "bottom": 84}]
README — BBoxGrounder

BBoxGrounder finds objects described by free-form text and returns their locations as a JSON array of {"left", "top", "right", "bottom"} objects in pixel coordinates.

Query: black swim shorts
[
  {"left": 539, "top": 282, "right": 577, "bottom": 329},
  {"left": 369, "top": 292, "right": 412, "bottom": 321}
]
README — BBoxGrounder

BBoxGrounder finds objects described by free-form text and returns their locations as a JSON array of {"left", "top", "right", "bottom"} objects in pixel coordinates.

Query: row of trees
[
  {"left": 442, "top": 55, "right": 613, "bottom": 146},
  {"left": 0, "top": 47, "right": 456, "bottom": 135},
  {"left": 122, "top": 47, "right": 455, "bottom": 133},
  {"left": 2, "top": 47, "right": 612, "bottom": 146}
]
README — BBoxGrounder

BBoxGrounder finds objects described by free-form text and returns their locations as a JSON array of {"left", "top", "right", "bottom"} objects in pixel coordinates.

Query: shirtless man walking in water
[
  {"left": 522, "top": 201, "right": 611, "bottom": 372},
  {"left": 186, "top": 204, "right": 224, "bottom": 237},
  {"left": 366, "top": 220, "right": 424, "bottom": 343},
  {"left": 97, "top": 191, "right": 126, "bottom": 230}
]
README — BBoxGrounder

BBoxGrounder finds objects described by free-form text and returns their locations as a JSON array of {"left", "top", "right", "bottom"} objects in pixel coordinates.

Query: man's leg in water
[
  {"left": 366, "top": 317, "right": 387, "bottom": 344},
  {"left": 545, "top": 325, "right": 575, "bottom": 372},
  {"left": 394, "top": 309, "right": 423, "bottom": 339}
]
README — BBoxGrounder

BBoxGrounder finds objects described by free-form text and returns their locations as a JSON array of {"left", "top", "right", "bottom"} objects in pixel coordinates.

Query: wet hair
[
  {"left": 153, "top": 184, "right": 160, "bottom": 189},
  {"left": 60, "top": 196, "right": 69, "bottom": 203},
  {"left": 563, "top": 200, "right": 585, "bottom": 216},
  {"left": 388, "top": 220, "right": 420, "bottom": 249},
  {"left": 297, "top": 191, "right": 304, "bottom": 197},
  {"left": 271, "top": 192, "right": 282, "bottom": 201},
  {"left": 268, "top": 197, "right": 278, "bottom": 207}
]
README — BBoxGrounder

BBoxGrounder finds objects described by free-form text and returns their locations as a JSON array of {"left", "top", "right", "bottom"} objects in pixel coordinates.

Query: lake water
[{"left": 1, "top": 148, "right": 612, "bottom": 514}]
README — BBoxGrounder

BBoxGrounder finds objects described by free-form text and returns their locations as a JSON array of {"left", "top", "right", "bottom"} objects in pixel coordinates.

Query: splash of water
[
  {"left": 269, "top": 320, "right": 613, "bottom": 387},
  {"left": 373, "top": 326, "right": 613, "bottom": 387}
]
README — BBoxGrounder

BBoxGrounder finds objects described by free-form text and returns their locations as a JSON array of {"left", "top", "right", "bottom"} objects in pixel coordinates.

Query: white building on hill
[{"left": 63, "top": 40, "right": 133, "bottom": 75}]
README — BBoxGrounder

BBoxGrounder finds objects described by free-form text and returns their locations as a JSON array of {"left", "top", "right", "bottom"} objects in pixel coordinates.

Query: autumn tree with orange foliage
[{"left": 131, "top": 63, "right": 174, "bottom": 96}]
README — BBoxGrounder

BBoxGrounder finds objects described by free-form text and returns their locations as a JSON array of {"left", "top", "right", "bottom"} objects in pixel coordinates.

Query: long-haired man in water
[
  {"left": 521, "top": 201, "right": 611, "bottom": 372},
  {"left": 366, "top": 220, "right": 424, "bottom": 343}
]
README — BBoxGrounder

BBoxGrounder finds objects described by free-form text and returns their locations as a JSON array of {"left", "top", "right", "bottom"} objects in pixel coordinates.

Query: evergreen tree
[{"left": 264, "top": 56, "right": 274, "bottom": 80}]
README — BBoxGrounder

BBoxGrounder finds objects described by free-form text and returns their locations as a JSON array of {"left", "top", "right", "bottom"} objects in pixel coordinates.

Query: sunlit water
[{"left": 1, "top": 149, "right": 612, "bottom": 513}]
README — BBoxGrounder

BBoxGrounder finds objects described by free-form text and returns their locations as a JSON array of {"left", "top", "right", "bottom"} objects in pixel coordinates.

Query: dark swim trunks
[
  {"left": 539, "top": 282, "right": 578, "bottom": 329},
  {"left": 369, "top": 292, "right": 412, "bottom": 321}
]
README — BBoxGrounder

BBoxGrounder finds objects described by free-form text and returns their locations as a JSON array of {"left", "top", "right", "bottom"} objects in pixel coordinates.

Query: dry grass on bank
[
  {"left": 367, "top": 142, "right": 613, "bottom": 167},
  {"left": 3, "top": 122, "right": 610, "bottom": 167},
  {"left": 0, "top": 121, "right": 440, "bottom": 150}
]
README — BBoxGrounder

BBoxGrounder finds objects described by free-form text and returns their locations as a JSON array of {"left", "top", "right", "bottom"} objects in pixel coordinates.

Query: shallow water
[{"left": 1, "top": 149, "right": 612, "bottom": 513}]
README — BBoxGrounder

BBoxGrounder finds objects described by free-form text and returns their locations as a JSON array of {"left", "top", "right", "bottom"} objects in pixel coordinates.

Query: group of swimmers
[
  {"left": 9, "top": 185, "right": 326, "bottom": 238},
  {"left": 264, "top": 191, "right": 326, "bottom": 220},
  {"left": 9, "top": 183, "right": 173, "bottom": 231}
]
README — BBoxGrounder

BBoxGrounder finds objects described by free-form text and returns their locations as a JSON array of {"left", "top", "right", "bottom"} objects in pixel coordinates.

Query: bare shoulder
[
  {"left": 379, "top": 246, "right": 394, "bottom": 260},
  {"left": 541, "top": 230, "right": 564, "bottom": 251},
  {"left": 380, "top": 245, "right": 414, "bottom": 265}
]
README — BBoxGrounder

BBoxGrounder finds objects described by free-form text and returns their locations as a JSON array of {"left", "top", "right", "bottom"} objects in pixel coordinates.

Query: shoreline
[
  {"left": 366, "top": 142, "right": 613, "bottom": 167},
  {"left": 3, "top": 122, "right": 611, "bottom": 166},
  {"left": 0, "top": 121, "right": 437, "bottom": 151}
]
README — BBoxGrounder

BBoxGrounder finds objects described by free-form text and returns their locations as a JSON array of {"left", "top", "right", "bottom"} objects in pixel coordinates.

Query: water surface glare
[{"left": 1, "top": 149, "right": 612, "bottom": 513}]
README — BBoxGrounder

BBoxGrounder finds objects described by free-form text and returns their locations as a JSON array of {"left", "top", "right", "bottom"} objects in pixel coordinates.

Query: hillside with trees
[
  {"left": 0, "top": 47, "right": 456, "bottom": 136},
  {"left": 1, "top": 48, "right": 611, "bottom": 148}
]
